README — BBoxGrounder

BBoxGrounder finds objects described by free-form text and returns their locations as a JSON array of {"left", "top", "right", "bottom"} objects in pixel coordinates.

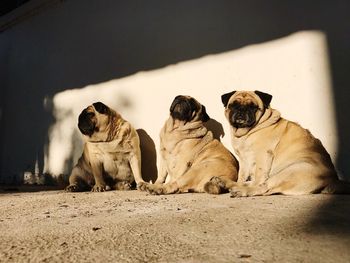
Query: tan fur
[
  {"left": 223, "top": 91, "right": 350, "bottom": 197},
  {"left": 139, "top": 96, "right": 238, "bottom": 195},
  {"left": 65, "top": 104, "right": 144, "bottom": 192}
]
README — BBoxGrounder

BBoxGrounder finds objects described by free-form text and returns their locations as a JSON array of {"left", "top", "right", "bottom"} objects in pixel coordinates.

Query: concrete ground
[{"left": 0, "top": 188, "right": 349, "bottom": 263}]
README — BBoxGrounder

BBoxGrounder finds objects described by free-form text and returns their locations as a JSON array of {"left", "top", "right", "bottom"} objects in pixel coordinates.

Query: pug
[
  {"left": 220, "top": 90, "right": 350, "bottom": 197},
  {"left": 65, "top": 102, "right": 144, "bottom": 192},
  {"left": 138, "top": 95, "right": 239, "bottom": 195}
]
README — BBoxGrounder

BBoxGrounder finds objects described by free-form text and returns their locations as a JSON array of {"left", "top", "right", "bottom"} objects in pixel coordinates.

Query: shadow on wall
[
  {"left": 204, "top": 119, "right": 225, "bottom": 141},
  {"left": 137, "top": 129, "right": 157, "bottom": 183}
]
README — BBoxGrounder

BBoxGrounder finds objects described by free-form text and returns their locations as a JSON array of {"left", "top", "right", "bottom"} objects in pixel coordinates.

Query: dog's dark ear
[
  {"left": 93, "top": 102, "right": 109, "bottom": 114},
  {"left": 254, "top": 90, "right": 272, "bottom": 108},
  {"left": 221, "top": 91, "right": 236, "bottom": 107},
  {"left": 201, "top": 105, "right": 210, "bottom": 122}
]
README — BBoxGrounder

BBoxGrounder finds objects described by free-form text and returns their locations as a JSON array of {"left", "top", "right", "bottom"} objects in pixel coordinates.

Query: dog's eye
[
  {"left": 230, "top": 102, "right": 241, "bottom": 109},
  {"left": 87, "top": 112, "right": 95, "bottom": 117},
  {"left": 230, "top": 102, "right": 258, "bottom": 111},
  {"left": 247, "top": 104, "right": 259, "bottom": 111}
]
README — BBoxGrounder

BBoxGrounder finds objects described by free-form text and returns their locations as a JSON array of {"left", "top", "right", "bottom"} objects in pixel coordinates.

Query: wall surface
[{"left": 1, "top": 0, "right": 350, "bottom": 183}]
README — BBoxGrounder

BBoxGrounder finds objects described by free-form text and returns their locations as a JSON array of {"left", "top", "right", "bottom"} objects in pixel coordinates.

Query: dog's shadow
[
  {"left": 137, "top": 129, "right": 158, "bottom": 183},
  {"left": 204, "top": 118, "right": 225, "bottom": 141}
]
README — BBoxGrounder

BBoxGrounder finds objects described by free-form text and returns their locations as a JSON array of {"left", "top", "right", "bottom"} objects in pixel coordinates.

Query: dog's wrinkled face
[
  {"left": 228, "top": 100, "right": 259, "bottom": 128},
  {"left": 221, "top": 90, "right": 272, "bottom": 129},
  {"left": 78, "top": 102, "right": 111, "bottom": 137},
  {"left": 170, "top": 95, "right": 210, "bottom": 123}
]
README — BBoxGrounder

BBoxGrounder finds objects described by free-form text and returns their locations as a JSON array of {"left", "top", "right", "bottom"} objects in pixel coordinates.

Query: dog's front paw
[
  {"left": 230, "top": 187, "right": 248, "bottom": 198},
  {"left": 91, "top": 183, "right": 106, "bottom": 192},
  {"left": 137, "top": 181, "right": 149, "bottom": 191},
  {"left": 144, "top": 184, "right": 165, "bottom": 195},
  {"left": 65, "top": 184, "right": 80, "bottom": 192}
]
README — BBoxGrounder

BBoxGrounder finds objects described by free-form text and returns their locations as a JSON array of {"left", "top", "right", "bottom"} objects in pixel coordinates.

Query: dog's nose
[
  {"left": 235, "top": 112, "right": 247, "bottom": 120},
  {"left": 233, "top": 111, "right": 250, "bottom": 124}
]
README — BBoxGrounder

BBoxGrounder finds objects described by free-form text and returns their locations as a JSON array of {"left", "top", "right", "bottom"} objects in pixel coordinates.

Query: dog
[
  {"left": 219, "top": 90, "right": 350, "bottom": 197},
  {"left": 138, "top": 95, "right": 238, "bottom": 195},
  {"left": 65, "top": 102, "right": 144, "bottom": 192}
]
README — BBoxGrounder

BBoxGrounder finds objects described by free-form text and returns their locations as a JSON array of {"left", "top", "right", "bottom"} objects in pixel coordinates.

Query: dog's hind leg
[
  {"left": 262, "top": 164, "right": 338, "bottom": 196},
  {"left": 143, "top": 181, "right": 180, "bottom": 195},
  {"left": 144, "top": 166, "right": 207, "bottom": 195},
  {"left": 230, "top": 164, "right": 339, "bottom": 197},
  {"left": 230, "top": 183, "right": 269, "bottom": 197},
  {"left": 321, "top": 179, "right": 350, "bottom": 194},
  {"left": 230, "top": 173, "right": 321, "bottom": 197},
  {"left": 204, "top": 176, "right": 238, "bottom": 194}
]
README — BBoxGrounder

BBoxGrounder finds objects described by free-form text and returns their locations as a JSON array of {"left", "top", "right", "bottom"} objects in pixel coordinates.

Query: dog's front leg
[
  {"left": 237, "top": 162, "right": 251, "bottom": 183},
  {"left": 90, "top": 160, "right": 106, "bottom": 192},
  {"left": 230, "top": 150, "right": 274, "bottom": 197},
  {"left": 236, "top": 153, "right": 255, "bottom": 184},
  {"left": 155, "top": 155, "right": 168, "bottom": 184},
  {"left": 129, "top": 151, "right": 144, "bottom": 187},
  {"left": 254, "top": 149, "right": 274, "bottom": 185},
  {"left": 139, "top": 155, "right": 169, "bottom": 192}
]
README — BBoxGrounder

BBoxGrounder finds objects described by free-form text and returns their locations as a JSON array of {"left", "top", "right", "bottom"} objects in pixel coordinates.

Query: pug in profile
[
  {"left": 139, "top": 95, "right": 238, "bottom": 195},
  {"left": 220, "top": 90, "right": 350, "bottom": 197},
  {"left": 65, "top": 102, "right": 144, "bottom": 192}
]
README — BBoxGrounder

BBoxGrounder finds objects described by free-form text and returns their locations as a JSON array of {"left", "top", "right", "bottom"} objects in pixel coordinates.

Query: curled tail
[{"left": 321, "top": 180, "right": 350, "bottom": 194}]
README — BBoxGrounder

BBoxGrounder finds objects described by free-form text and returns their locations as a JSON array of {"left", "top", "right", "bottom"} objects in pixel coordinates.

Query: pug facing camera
[{"left": 220, "top": 90, "right": 350, "bottom": 197}]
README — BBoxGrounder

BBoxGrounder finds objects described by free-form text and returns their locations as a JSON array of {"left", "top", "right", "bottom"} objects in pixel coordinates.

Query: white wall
[{"left": 46, "top": 31, "right": 338, "bottom": 180}]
